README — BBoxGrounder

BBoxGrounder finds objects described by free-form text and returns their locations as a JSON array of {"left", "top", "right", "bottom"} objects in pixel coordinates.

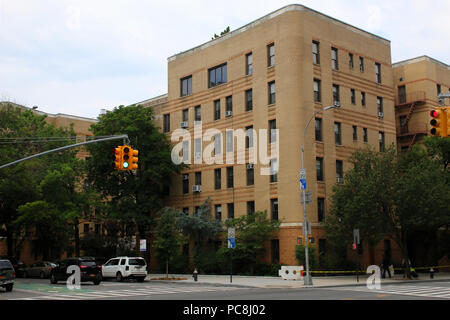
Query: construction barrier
[
  {"left": 278, "top": 266, "right": 304, "bottom": 280},
  {"left": 307, "top": 265, "right": 450, "bottom": 275}
]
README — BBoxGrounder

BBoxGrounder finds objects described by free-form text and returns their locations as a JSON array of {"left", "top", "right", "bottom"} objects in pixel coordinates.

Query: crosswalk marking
[
  {"left": 329, "top": 284, "right": 450, "bottom": 299},
  {"left": 11, "top": 285, "right": 245, "bottom": 300}
]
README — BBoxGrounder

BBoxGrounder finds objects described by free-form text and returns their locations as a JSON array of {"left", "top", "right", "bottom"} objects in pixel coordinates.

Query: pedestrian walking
[{"left": 382, "top": 254, "right": 391, "bottom": 279}]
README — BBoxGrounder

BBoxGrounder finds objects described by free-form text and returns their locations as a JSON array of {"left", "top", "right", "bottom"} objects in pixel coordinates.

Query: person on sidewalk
[{"left": 382, "top": 254, "right": 392, "bottom": 279}]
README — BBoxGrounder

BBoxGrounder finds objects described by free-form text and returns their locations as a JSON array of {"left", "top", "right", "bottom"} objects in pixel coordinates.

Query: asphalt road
[{"left": 1, "top": 278, "right": 449, "bottom": 301}]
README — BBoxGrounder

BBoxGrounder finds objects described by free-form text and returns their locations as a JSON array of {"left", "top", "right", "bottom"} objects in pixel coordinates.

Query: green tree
[
  {"left": 153, "top": 207, "right": 183, "bottom": 278},
  {"left": 0, "top": 104, "right": 77, "bottom": 257},
  {"left": 86, "top": 105, "right": 181, "bottom": 263},
  {"left": 326, "top": 145, "right": 450, "bottom": 278},
  {"left": 176, "top": 197, "right": 222, "bottom": 271},
  {"left": 211, "top": 26, "right": 230, "bottom": 39},
  {"left": 224, "top": 211, "right": 280, "bottom": 275}
]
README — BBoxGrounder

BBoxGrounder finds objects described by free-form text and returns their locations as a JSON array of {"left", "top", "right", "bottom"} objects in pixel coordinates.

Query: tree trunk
[{"left": 74, "top": 219, "right": 80, "bottom": 257}]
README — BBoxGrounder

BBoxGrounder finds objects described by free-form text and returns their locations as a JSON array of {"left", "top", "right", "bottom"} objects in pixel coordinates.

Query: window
[
  {"left": 271, "top": 199, "right": 278, "bottom": 221},
  {"left": 163, "top": 114, "right": 170, "bottom": 133},
  {"left": 351, "top": 89, "right": 356, "bottom": 104},
  {"left": 182, "top": 207, "right": 189, "bottom": 215},
  {"left": 336, "top": 160, "right": 343, "bottom": 184},
  {"left": 271, "top": 239, "right": 280, "bottom": 264},
  {"left": 379, "top": 131, "right": 385, "bottom": 152},
  {"left": 215, "top": 204, "right": 222, "bottom": 221},
  {"left": 333, "top": 84, "right": 340, "bottom": 105},
  {"left": 227, "top": 167, "right": 234, "bottom": 188},
  {"left": 375, "top": 62, "right": 382, "bottom": 84},
  {"left": 353, "top": 125, "right": 358, "bottom": 141},
  {"left": 314, "top": 79, "right": 321, "bottom": 102},
  {"left": 247, "top": 201, "right": 255, "bottom": 215},
  {"left": 437, "top": 84, "right": 442, "bottom": 96},
  {"left": 267, "top": 43, "right": 275, "bottom": 67},
  {"left": 316, "top": 157, "right": 324, "bottom": 182},
  {"left": 226, "top": 95, "right": 233, "bottom": 115},
  {"left": 331, "top": 47, "right": 339, "bottom": 70},
  {"left": 194, "top": 105, "right": 201, "bottom": 122},
  {"left": 245, "top": 89, "right": 253, "bottom": 111},
  {"left": 361, "top": 92, "right": 366, "bottom": 107},
  {"left": 247, "top": 165, "right": 254, "bottom": 186},
  {"left": 268, "top": 81, "right": 276, "bottom": 105},
  {"left": 398, "top": 85, "right": 406, "bottom": 104},
  {"left": 182, "top": 174, "right": 189, "bottom": 194},
  {"left": 246, "top": 52, "right": 253, "bottom": 75},
  {"left": 180, "top": 75, "right": 192, "bottom": 97},
  {"left": 226, "top": 130, "right": 234, "bottom": 153},
  {"left": 194, "top": 138, "right": 202, "bottom": 161},
  {"left": 363, "top": 128, "right": 368, "bottom": 143},
  {"left": 182, "top": 108, "right": 189, "bottom": 122},
  {"left": 182, "top": 140, "right": 189, "bottom": 162},
  {"left": 195, "top": 171, "right": 202, "bottom": 186},
  {"left": 359, "top": 57, "right": 364, "bottom": 72},
  {"left": 315, "top": 118, "right": 322, "bottom": 142},
  {"left": 214, "top": 133, "right": 221, "bottom": 156},
  {"left": 270, "top": 158, "right": 278, "bottom": 183},
  {"left": 83, "top": 224, "right": 89, "bottom": 233},
  {"left": 246, "top": 126, "right": 254, "bottom": 148},
  {"left": 208, "top": 63, "right": 227, "bottom": 88},
  {"left": 214, "top": 168, "right": 221, "bottom": 190},
  {"left": 334, "top": 122, "right": 342, "bottom": 145},
  {"left": 312, "top": 41, "right": 320, "bottom": 65},
  {"left": 95, "top": 224, "right": 100, "bottom": 235},
  {"left": 214, "top": 99, "right": 221, "bottom": 120},
  {"left": 349, "top": 53, "right": 354, "bottom": 69},
  {"left": 377, "top": 97, "right": 384, "bottom": 114},
  {"left": 227, "top": 203, "right": 234, "bottom": 219},
  {"left": 269, "top": 119, "right": 277, "bottom": 144},
  {"left": 318, "top": 198, "right": 325, "bottom": 222}
]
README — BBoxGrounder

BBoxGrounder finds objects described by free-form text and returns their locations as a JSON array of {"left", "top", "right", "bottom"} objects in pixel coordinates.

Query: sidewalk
[{"left": 145, "top": 272, "right": 450, "bottom": 289}]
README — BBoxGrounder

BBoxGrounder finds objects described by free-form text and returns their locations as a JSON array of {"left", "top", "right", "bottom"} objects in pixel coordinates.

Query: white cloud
[{"left": 0, "top": 0, "right": 449, "bottom": 120}]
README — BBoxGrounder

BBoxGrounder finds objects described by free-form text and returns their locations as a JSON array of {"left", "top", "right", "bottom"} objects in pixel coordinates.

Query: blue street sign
[
  {"left": 227, "top": 238, "right": 236, "bottom": 249},
  {"left": 300, "top": 178, "right": 307, "bottom": 190}
]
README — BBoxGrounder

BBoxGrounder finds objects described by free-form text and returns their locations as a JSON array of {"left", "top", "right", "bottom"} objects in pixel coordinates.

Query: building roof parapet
[
  {"left": 393, "top": 55, "right": 450, "bottom": 70},
  {"left": 168, "top": 4, "right": 390, "bottom": 62}
]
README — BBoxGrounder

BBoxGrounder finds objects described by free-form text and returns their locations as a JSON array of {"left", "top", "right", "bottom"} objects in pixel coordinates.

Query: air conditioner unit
[
  {"left": 378, "top": 112, "right": 384, "bottom": 118},
  {"left": 225, "top": 110, "right": 232, "bottom": 117},
  {"left": 336, "top": 177, "right": 343, "bottom": 184},
  {"left": 246, "top": 163, "right": 254, "bottom": 169},
  {"left": 180, "top": 121, "right": 189, "bottom": 128},
  {"left": 192, "top": 185, "right": 202, "bottom": 193}
]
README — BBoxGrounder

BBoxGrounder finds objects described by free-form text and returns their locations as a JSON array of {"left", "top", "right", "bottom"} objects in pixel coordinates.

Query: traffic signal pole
[{"left": 0, "top": 134, "right": 129, "bottom": 170}]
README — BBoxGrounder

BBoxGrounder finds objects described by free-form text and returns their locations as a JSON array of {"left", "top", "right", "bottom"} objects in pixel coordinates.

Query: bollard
[
  {"left": 430, "top": 268, "right": 434, "bottom": 279},
  {"left": 193, "top": 268, "right": 198, "bottom": 282}
]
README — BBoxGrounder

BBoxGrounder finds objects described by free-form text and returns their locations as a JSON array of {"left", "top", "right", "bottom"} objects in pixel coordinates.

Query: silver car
[
  {"left": 24, "top": 261, "right": 57, "bottom": 279},
  {"left": 0, "top": 259, "right": 15, "bottom": 292}
]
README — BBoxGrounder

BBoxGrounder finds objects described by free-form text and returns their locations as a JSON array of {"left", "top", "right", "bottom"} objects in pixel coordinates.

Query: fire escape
[{"left": 396, "top": 91, "right": 427, "bottom": 151}]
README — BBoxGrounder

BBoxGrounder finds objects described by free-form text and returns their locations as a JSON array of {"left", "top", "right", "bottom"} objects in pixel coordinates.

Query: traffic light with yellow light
[{"left": 430, "top": 107, "right": 447, "bottom": 137}]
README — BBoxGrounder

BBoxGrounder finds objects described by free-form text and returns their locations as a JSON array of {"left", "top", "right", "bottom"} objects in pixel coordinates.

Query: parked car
[
  {"left": 0, "top": 256, "right": 26, "bottom": 278},
  {"left": 24, "top": 261, "right": 57, "bottom": 279},
  {"left": 50, "top": 257, "right": 102, "bottom": 285},
  {"left": 0, "top": 259, "right": 15, "bottom": 292},
  {"left": 102, "top": 257, "right": 147, "bottom": 282}
]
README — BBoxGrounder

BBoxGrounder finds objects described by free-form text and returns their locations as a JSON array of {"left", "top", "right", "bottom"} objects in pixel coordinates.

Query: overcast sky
[{"left": 1, "top": 0, "right": 449, "bottom": 119}]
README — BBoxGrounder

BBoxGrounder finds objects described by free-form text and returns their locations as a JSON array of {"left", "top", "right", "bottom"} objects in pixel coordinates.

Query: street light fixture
[{"left": 301, "top": 102, "right": 340, "bottom": 286}]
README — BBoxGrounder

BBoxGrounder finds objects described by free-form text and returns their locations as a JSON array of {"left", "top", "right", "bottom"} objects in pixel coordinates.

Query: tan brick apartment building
[
  {"left": 393, "top": 56, "right": 450, "bottom": 153},
  {"left": 149, "top": 4, "right": 397, "bottom": 266}
]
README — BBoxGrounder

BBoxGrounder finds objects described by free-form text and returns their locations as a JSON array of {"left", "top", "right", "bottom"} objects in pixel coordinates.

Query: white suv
[{"left": 102, "top": 257, "right": 147, "bottom": 282}]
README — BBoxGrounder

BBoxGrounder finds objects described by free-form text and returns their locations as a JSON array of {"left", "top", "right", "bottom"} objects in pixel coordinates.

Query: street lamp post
[{"left": 301, "top": 102, "right": 340, "bottom": 286}]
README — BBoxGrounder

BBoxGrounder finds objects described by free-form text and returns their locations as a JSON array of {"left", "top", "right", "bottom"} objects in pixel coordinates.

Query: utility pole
[{"left": 301, "top": 103, "right": 340, "bottom": 286}]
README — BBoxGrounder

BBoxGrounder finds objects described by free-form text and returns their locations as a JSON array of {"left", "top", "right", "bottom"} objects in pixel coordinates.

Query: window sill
[
  {"left": 208, "top": 82, "right": 228, "bottom": 90},
  {"left": 268, "top": 103, "right": 276, "bottom": 108},
  {"left": 180, "top": 93, "right": 193, "bottom": 98}
]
